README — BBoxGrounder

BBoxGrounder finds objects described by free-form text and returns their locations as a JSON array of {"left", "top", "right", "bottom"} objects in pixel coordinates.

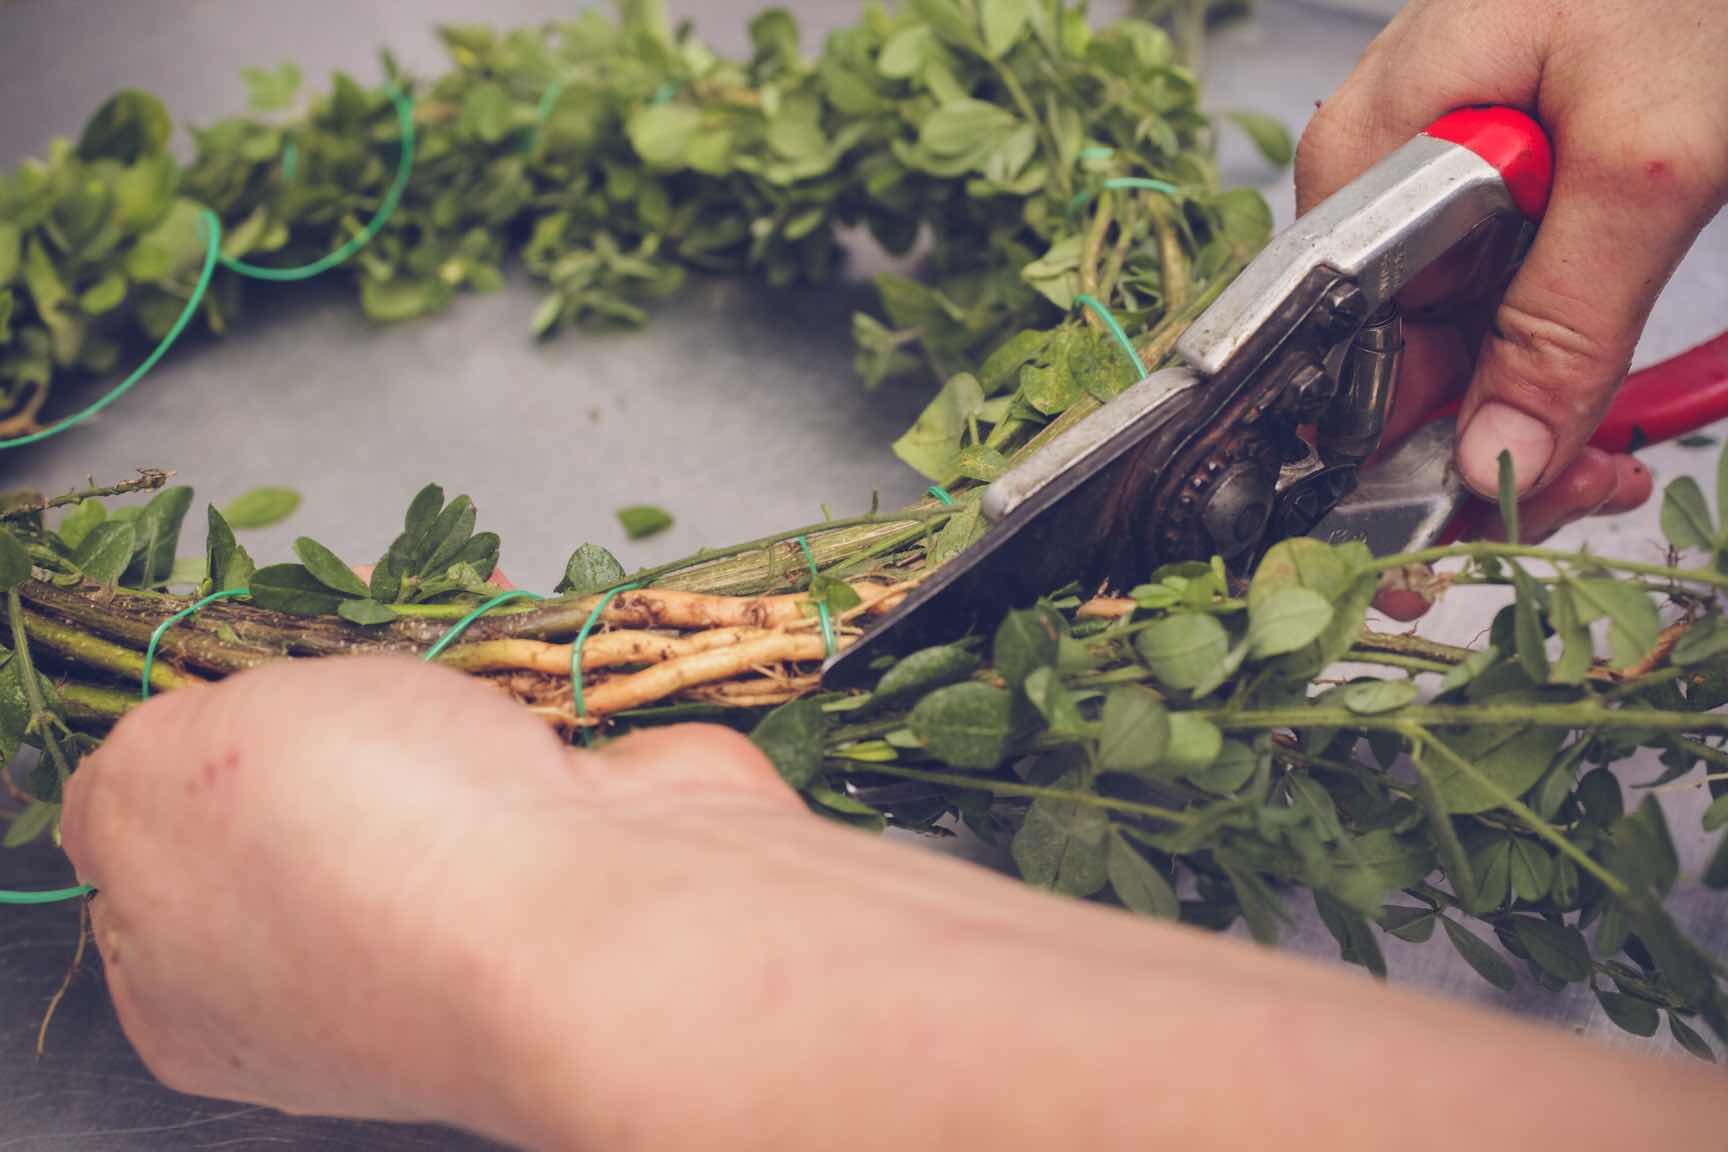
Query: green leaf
[
  {"left": 1188, "top": 738, "right": 1262, "bottom": 795},
  {"left": 292, "top": 537, "right": 368, "bottom": 598},
  {"left": 873, "top": 645, "right": 980, "bottom": 705},
  {"left": 919, "top": 99, "right": 1019, "bottom": 158},
  {"left": 1717, "top": 436, "right": 1728, "bottom": 539},
  {"left": 1439, "top": 645, "right": 1499, "bottom": 694},
  {"left": 1314, "top": 892, "right": 1387, "bottom": 977},
  {"left": 3, "top": 799, "right": 56, "bottom": 849},
  {"left": 1164, "top": 712, "right": 1223, "bottom": 775},
  {"left": 404, "top": 484, "right": 445, "bottom": 540},
  {"left": 220, "top": 486, "right": 300, "bottom": 530},
  {"left": 892, "top": 373, "right": 986, "bottom": 480},
  {"left": 240, "top": 61, "right": 300, "bottom": 112},
  {"left": 1508, "top": 840, "right": 1554, "bottom": 903},
  {"left": 1674, "top": 615, "right": 1728, "bottom": 666},
  {"left": 1225, "top": 111, "right": 1293, "bottom": 166},
  {"left": 1512, "top": 917, "right": 1592, "bottom": 982},
  {"left": 556, "top": 543, "right": 627, "bottom": 596},
  {"left": 993, "top": 605, "right": 1060, "bottom": 690},
  {"left": 1428, "top": 724, "right": 1563, "bottom": 816},
  {"left": 1221, "top": 861, "right": 1284, "bottom": 945},
  {"left": 1508, "top": 565, "right": 1549, "bottom": 683},
  {"left": 417, "top": 496, "right": 478, "bottom": 576},
  {"left": 1668, "top": 1013, "right": 1716, "bottom": 1062},
  {"left": 1471, "top": 837, "right": 1512, "bottom": 911},
  {"left": 878, "top": 25, "right": 934, "bottom": 78},
  {"left": 1496, "top": 449, "right": 1520, "bottom": 543},
  {"left": 73, "top": 521, "right": 136, "bottom": 586},
  {"left": 1704, "top": 794, "right": 1728, "bottom": 834},
  {"left": 249, "top": 564, "right": 348, "bottom": 616},
  {"left": 1379, "top": 905, "right": 1437, "bottom": 943},
  {"left": 205, "top": 506, "right": 253, "bottom": 593},
  {"left": 1134, "top": 612, "right": 1229, "bottom": 693},
  {"left": 1596, "top": 991, "right": 1660, "bottom": 1038},
  {"left": 1023, "top": 667, "right": 1083, "bottom": 734},
  {"left": 1097, "top": 686, "right": 1169, "bottom": 776},
  {"left": 616, "top": 504, "right": 672, "bottom": 542},
  {"left": 1661, "top": 476, "right": 1715, "bottom": 551},
  {"left": 1441, "top": 916, "right": 1516, "bottom": 991},
  {"left": 1704, "top": 829, "right": 1728, "bottom": 890},
  {"left": 336, "top": 598, "right": 400, "bottom": 626},
  {"left": 1107, "top": 831, "right": 1178, "bottom": 918},
  {"left": 979, "top": 0, "right": 1032, "bottom": 57},
  {"left": 1340, "top": 679, "right": 1419, "bottom": 715},
  {"left": 1548, "top": 584, "right": 1592, "bottom": 684},
  {"left": 1570, "top": 579, "right": 1661, "bottom": 669},
  {"left": 57, "top": 499, "right": 106, "bottom": 552},
  {"left": 78, "top": 89, "right": 171, "bottom": 162},
  {"left": 460, "top": 81, "right": 515, "bottom": 143},
  {"left": 79, "top": 273, "right": 127, "bottom": 316},
  {"left": 1247, "top": 587, "right": 1333, "bottom": 658},
  {"left": 124, "top": 486, "right": 194, "bottom": 587},
  {"left": 908, "top": 682, "right": 1014, "bottom": 769},
  {"left": 628, "top": 104, "right": 706, "bottom": 170},
  {"left": 0, "top": 223, "right": 18, "bottom": 286},
  {"left": 750, "top": 698, "right": 829, "bottom": 790},
  {"left": 1247, "top": 538, "right": 1372, "bottom": 675},
  {"left": 0, "top": 526, "right": 31, "bottom": 589},
  {"left": 1012, "top": 769, "right": 1108, "bottom": 897}
]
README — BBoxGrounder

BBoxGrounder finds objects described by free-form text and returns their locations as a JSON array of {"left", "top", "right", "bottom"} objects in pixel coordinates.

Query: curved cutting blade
[{"left": 820, "top": 367, "right": 1205, "bottom": 689}]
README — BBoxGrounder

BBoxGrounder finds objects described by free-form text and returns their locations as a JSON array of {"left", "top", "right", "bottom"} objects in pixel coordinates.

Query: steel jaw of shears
[{"left": 822, "top": 107, "right": 1727, "bottom": 690}]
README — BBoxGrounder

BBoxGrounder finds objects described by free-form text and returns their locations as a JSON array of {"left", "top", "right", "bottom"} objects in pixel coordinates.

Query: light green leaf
[
  {"left": 628, "top": 104, "right": 706, "bottom": 170},
  {"left": 617, "top": 505, "right": 673, "bottom": 541},
  {"left": 240, "top": 61, "right": 300, "bottom": 112},
  {"left": 1661, "top": 476, "right": 1715, "bottom": 551},
  {"left": 1340, "top": 679, "right": 1418, "bottom": 715},
  {"left": 1674, "top": 615, "right": 1728, "bottom": 666},
  {"left": 1134, "top": 612, "right": 1228, "bottom": 693},
  {"left": 74, "top": 521, "right": 136, "bottom": 586},
  {"left": 878, "top": 25, "right": 934, "bottom": 78},
  {"left": 1571, "top": 579, "right": 1662, "bottom": 669},
  {"left": 3, "top": 799, "right": 57, "bottom": 849},
  {"left": 892, "top": 373, "right": 986, "bottom": 480},
  {"left": 979, "top": 0, "right": 1032, "bottom": 57},
  {"left": 1023, "top": 667, "right": 1083, "bottom": 734},
  {"left": 919, "top": 99, "right": 1019, "bottom": 158},
  {"left": 1012, "top": 769, "right": 1109, "bottom": 897},
  {"left": 1097, "top": 686, "right": 1169, "bottom": 776},
  {"left": 1164, "top": 712, "right": 1222, "bottom": 775},
  {"left": 58, "top": 499, "right": 106, "bottom": 551},
  {"left": 1247, "top": 586, "right": 1333, "bottom": 658},
  {"left": 460, "top": 81, "right": 515, "bottom": 143},
  {"left": 1428, "top": 724, "right": 1563, "bottom": 816},
  {"left": 1225, "top": 111, "right": 1293, "bottom": 166},
  {"left": 1107, "top": 831, "right": 1178, "bottom": 918},
  {"left": 221, "top": 486, "right": 300, "bottom": 530},
  {"left": 993, "top": 605, "right": 1060, "bottom": 690},
  {"left": 908, "top": 682, "right": 1014, "bottom": 769}
]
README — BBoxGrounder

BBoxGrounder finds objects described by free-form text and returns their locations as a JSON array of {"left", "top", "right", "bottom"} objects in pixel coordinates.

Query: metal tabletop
[{"left": 0, "top": 1, "right": 1724, "bottom": 1147}]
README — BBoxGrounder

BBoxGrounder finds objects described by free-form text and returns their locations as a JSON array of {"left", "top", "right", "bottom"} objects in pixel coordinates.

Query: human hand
[
  {"left": 1298, "top": 0, "right": 1728, "bottom": 556},
  {"left": 58, "top": 656, "right": 797, "bottom": 1143}
]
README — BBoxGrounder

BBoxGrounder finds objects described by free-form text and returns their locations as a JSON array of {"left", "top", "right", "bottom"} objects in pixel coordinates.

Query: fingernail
[{"left": 1457, "top": 402, "right": 1554, "bottom": 498}]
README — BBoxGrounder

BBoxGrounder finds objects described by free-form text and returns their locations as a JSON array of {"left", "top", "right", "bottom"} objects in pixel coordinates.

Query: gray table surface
[{"left": 1, "top": 0, "right": 1725, "bottom": 1147}]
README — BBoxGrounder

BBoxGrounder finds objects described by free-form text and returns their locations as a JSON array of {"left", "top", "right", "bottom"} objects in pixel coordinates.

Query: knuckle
[{"left": 1487, "top": 299, "right": 1627, "bottom": 411}]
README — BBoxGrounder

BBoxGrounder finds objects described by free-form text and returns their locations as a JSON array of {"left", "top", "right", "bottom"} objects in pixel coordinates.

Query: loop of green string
[
  {"left": 0, "top": 208, "right": 222, "bottom": 451},
  {"left": 219, "top": 84, "right": 416, "bottom": 282},
  {"left": 141, "top": 588, "right": 250, "bottom": 699},
  {"left": 796, "top": 537, "right": 836, "bottom": 659},
  {"left": 571, "top": 583, "right": 641, "bottom": 746},
  {"left": 1073, "top": 293, "right": 1149, "bottom": 379},
  {"left": 423, "top": 589, "right": 545, "bottom": 661},
  {"left": 926, "top": 486, "right": 956, "bottom": 506},
  {"left": 1067, "top": 176, "right": 1182, "bottom": 218},
  {"left": 281, "top": 135, "right": 300, "bottom": 183}
]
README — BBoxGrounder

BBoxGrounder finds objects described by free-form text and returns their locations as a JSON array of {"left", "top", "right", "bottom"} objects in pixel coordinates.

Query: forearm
[{"left": 476, "top": 810, "right": 1728, "bottom": 1151}]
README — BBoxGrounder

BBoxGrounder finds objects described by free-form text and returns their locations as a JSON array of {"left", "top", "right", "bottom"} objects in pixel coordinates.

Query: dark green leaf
[
  {"left": 1428, "top": 724, "right": 1562, "bottom": 816},
  {"left": 337, "top": 598, "right": 400, "bottom": 626},
  {"left": 1596, "top": 991, "right": 1660, "bottom": 1037},
  {"left": 1314, "top": 892, "right": 1387, "bottom": 977},
  {"left": 3, "top": 799, "right": 56, "bottom": 849},
  {"left": 1441, "top": 916, "right": 1516, "bottom": 991},
  {"left": 1012, "top": 768, "right": 1108, "bottom": 897},
  {"left": 616, "top": 504, "right": 673, "bottom": 541},
  {"left": 1220, "top": 861, "right": 1284, "bottom": 945},
  {"left": 994, "top": 605, "right": 1060, "bottom": 690},
  {"left": 750, "top": 699, "right": 829, "bottom": 790},
  {"left": 1704, "top": 794, "right": 1728, "bottom": 833},
  {"left": 57, "top": 499, "right": 105, "bottom": 551},
  {"left": 0, "top": 526, "right": 31, "bottom": 589},
  {"left": 1023, "top": 667, "right": 1082, "bottom": 734},
  {"left": 1512, "top": 916, "right": 1592, "bottom": 982},
  {"left": 1509, "top": 564, "right": 1548, "bottom": 683},
  {"left": 123, "top": 486, "right": 194, "bottom": 587},
  {"left": 1673, "top": 615, "right": 1728, "bottom": 666},
  {"left": 1097, "top": 686, "right": 1169, "bottom": 776},
  {"left": 557, "top": 543, "right": 627, "bottom": 596},
  {"left": 1668, "top": 1013, "right": 1716, "bottom": 1062},
  {"left": 404, "top": 484, "right": 445, "bottom": 540},
  {"left": 78, "top": 89, "right": 171, "bottom": 162},
  {"left": 1508, "top": 839, "right": 1554, "bottom": 903},
  {"left": 249, "top": 564, "right": 348, "bottom": 616},
  {"left": 417, "top": 496, "right": 478, "bottom": 576},
  {"left": 293, "top": 537, "right": 368, "bottom": 598},
  {"left": 1380, "top": 904, "right": 1437, "bottom": 943},
  {"left": 1107, "top": 831, "right": 1178, "bottom": 919},
  {"left": 908, "top": 682, "right": 1014, "bottom": 770},
  {"left": 220, "top": 486, "right": 300, "bottom": 530},
  {"left": 874, "top": 645, "right": 980, "bottom": 704},
  {"left": 1704, "top": 830, "right": 1728, "bottom": 890},
  {"left": 1497, "top": 449, "right": 1520, "bottom": 543},
  {"left": 72, "top": 520, "right": 134, "bottom": 587}
]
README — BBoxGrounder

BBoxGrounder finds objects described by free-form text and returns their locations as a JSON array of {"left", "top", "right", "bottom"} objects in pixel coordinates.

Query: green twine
[
  {"left": 1078, "top": 146, "right": 1115, "bottom": 161},
  {"left": 571, "top": 583, "right": 641, "bottom": 746},
  {"left": 796, "top": 537, "right": 836, "bottom": 658},
  {"left": 1073, "top": 293, "right": 1148, "bottom": 378},
  {"left": 0, "top": 207, "right": 221, "bottom": 451},
  {"left": 0, "top": 885, "right": 94, "bottom": 906},
  {"left": 1067, "top": 176, "right": 1182, "bottom": 218},
  {"left": 281, "top": 135, "right": 300, "bottom": 182},
  {"left": 141, "top": 588, "right": 249, "bottom": 699},
  {"left": 926, "top": 486, "right": 956, "bottom": 505},
  {"left": 218, "top": 84, "right": 416, "bottom": 282},
  {"left": 422, "top": 589, "right": 545, "bottom": 661}
]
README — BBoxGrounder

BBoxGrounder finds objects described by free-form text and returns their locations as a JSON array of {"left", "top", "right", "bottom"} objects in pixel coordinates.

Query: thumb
[{"left": 1454, "top": 123, "right": 1719, "bottom": 499}]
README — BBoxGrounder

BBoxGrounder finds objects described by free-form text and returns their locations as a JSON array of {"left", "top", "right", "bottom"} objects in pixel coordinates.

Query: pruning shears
[{"left": 823, "top": 107, "right": 1728, "bottom": 688}]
